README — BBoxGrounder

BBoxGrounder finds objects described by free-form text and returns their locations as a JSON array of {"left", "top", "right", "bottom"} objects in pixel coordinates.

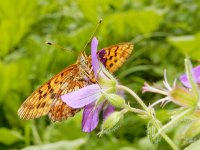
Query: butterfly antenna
[
  {"left": 46, "top": 41, "right": 78, "bottom": 54},
  {"left": 82, "top": 19, "right": 103, "bottom": 52}
]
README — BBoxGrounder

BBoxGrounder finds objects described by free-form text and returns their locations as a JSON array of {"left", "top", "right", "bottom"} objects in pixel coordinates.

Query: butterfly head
[
  {"left": 77, "top": 51, "right": 91, "bottom": 70},
  {"left": 77, "top": 51, "right": 87, "bottom": 63}
]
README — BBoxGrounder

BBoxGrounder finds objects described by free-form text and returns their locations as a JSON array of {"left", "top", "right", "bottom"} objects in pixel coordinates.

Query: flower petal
[
  {"left": 82, "top": 102, "right": 104, "bottom": 132},
  {"left": 103, "top": 104, "right": 115, "bottom": 120},
  {"left": 180, "top": 65, "right": 200, "bottom": 88},
  {"left": 91, "top": 37, "right": 99, "bottom": 78},
  {"left": 61, "top": 84, "right": 101, "bottom": 108}
]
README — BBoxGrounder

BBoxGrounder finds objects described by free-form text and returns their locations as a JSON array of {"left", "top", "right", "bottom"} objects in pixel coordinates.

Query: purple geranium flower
[
  {"left": 61, "top": 37, "right": 116, "bottom": 132},
  {"left": 142, "top": 67, "right": 200, "bottom": 108},
  {"left": 179, "top": 65, "right": 200, "bottom": 88}
]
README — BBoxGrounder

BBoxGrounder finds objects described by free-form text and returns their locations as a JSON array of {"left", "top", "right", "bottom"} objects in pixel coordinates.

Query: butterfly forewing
[
  {"left": 18, "top": 42, "right": 133, "bottom": 122},
  {"left": 98, "top": 43, "right": 133, "bottom": 73},
  {"left": 18, "top": 64, "right": 84, "bottom": 120}
]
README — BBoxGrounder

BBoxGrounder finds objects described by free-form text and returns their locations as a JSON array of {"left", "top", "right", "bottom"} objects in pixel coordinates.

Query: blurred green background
[{"left": 0, "top": 0, "right": 200, "bottom": 149}]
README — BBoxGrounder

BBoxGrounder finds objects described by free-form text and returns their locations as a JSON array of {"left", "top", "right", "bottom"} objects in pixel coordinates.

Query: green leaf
[
  {"left": 0, "top": 128, "right": 23, "bottom": 145},
  {"left": 184, "top": 139, "right": 200, "bottom": 150},
  {"left": 0, "top": 60, "right": 31, "bottom": 105},
  {"left": 3, "top": 93, "right": 25, "bottom": 127},
  {"left": 0, "top": 62, "right": 18, "bottom": 104},
  {"left": 168, "top": 33, "right": 200, "bottom": 60},
  {"left": 0, "top": 0, "right": 39, "bottom": 57},
  {"left": 77, "top": 0, "right": 98, "bottom": 22},
  {"left": 44, "top": 113, "right": 85, "bottom": 142},
  {"left": 181, "top": 119, "right": 200, "bottom": 143},
  {"left": 138, "top": 137, "right": 151, "bottom": 150},
  {"left": 100, "top": 9, "right": 164, "bottom": 43},
  {"left": 21, "top": 139, "right": 86, "bottom": 150}
]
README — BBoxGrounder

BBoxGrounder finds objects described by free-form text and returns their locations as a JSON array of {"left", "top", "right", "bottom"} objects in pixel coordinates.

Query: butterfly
[{"left": 18, "top": 42, "right": 133, "bottom": 122}]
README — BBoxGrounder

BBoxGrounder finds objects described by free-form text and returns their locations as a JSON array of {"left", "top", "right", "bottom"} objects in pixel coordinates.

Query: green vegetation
[{"left": 0, "top": 0, "right": 200, "bottom": 149}]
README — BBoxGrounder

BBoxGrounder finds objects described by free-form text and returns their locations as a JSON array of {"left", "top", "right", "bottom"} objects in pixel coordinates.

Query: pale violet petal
[
  {"left": 82, "top": 102, "right": 104, "bottom": 132},
  {"left": 61, "top": 84, "right": 101, "bottom": 108},
  {"left": 91, "top": 37, "right": 99, "bottom": 78},
  {"left": 180, "top": 65, "right": 200, "bottom": 88}
]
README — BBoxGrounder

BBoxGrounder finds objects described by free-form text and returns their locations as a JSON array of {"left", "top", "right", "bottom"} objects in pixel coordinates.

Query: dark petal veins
[
  {"left": 98, "top": 49, "right": 107, "bottom": 66},
  {"left": 82, "top": 102, "right": 104, "bottom": 132}
]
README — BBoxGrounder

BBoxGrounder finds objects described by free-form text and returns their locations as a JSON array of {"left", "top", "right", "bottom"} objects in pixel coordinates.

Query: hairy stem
[
  {"left": 155, "top": 108, "right": 193, "bottom": 138},
  {"left": 117, "top": 85, "right": 179, "bottom": 150},
  {"left": 117, "top": 85, "right": 149, "bottom": 112},
  {"left": 124, "top": 104, "right": 147, "bottom": 115}
]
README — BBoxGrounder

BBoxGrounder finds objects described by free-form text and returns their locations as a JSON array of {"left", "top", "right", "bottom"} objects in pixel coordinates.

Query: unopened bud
[
  {"left": 104, "top": 93, "right": 125, "bottom": 108},
  {"left": 98, "top": 77, "right": 116, "bottom": 89},
  {"left": 98, "top": 63, "right": 118, "bottom": 88},
  {"left": 101, "top": 111, "right": 124, "bottom": 133},
  {"left": 170, "top": 87, "right": 198, "bottom": 107}
]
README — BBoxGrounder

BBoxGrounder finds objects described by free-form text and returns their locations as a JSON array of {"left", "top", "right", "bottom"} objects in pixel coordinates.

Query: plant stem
[
  {"left": 117, "top": 85, "right": 179, "bottom": 150},
  {"left": 151, "top": 116, "right": 179, "bottom": 150},
  {"left": 24, "top": 122, "right": 31, "bottom": 146},
  {"left": 124, "top": 104, "right": 147, "bottom": 115},
  {"left": 117, "top": 85, "right": 149, "bottom": 112},
  {"left": 155, "top": 108, "right": 193, "bottom": 138},
  {"left": 31, "top": 121, "right": 42, "bottom": 145}
]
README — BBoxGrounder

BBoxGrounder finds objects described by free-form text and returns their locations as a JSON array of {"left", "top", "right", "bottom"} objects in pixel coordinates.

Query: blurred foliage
[{"left": 0, "top": 0, "right": 200, "bottom": 149}]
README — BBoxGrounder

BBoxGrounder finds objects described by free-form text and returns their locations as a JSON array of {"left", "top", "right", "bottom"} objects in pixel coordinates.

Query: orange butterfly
[{"left": 18, "top": 43, "right": 133, "bottom": 122}]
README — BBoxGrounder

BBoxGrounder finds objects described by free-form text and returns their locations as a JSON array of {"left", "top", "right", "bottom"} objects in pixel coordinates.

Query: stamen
[
  {"left": 143, "top": 82, "right": 168, "bottom": 95},
  {"left": 173, "top": 79, "right": 177, "bottom": 88},
  {"left": 163, "top": 70, "right": 172, "bottom": 91},
  {"left": 149, "top": 97, "right": 170, "bottom": 108}
]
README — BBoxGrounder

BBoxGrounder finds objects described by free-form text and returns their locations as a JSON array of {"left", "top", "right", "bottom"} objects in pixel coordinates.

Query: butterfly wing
[
  {"left": 48, "top": 77, "right": 87, "bottom": 122},
  {"left": 18, "top": 64, "right": 87, "bottom": 120},
  {"left": 18, "top": 43, "right": 133, "bottom": 122},
  {"left": 98, "top": 43, "right": 133, "bottom": 73},
  {"left": 48, "top": 99, "right": 79, "bottom": 122},
  {"left": 48, "top": 43, "right": 133, "bottom": 121}
]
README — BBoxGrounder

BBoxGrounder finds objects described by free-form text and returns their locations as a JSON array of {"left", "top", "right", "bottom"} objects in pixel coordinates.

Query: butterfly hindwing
[{"left": 49, "top": 72, "right": 88, "bottom": 122}]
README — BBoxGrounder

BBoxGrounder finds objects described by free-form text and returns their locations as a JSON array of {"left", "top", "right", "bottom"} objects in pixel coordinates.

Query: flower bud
[
  {"left": 104, "top": 93, "right": 125, "bottom": 108},
  {"left": 98, "top": 63, "right": 118, "bottom": 88},
  {"left": 101, "top": 111, "right": 124, "bottom": 133},
  {"left": 170, "top": 87, "right": 198, "bottom": 107}
]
